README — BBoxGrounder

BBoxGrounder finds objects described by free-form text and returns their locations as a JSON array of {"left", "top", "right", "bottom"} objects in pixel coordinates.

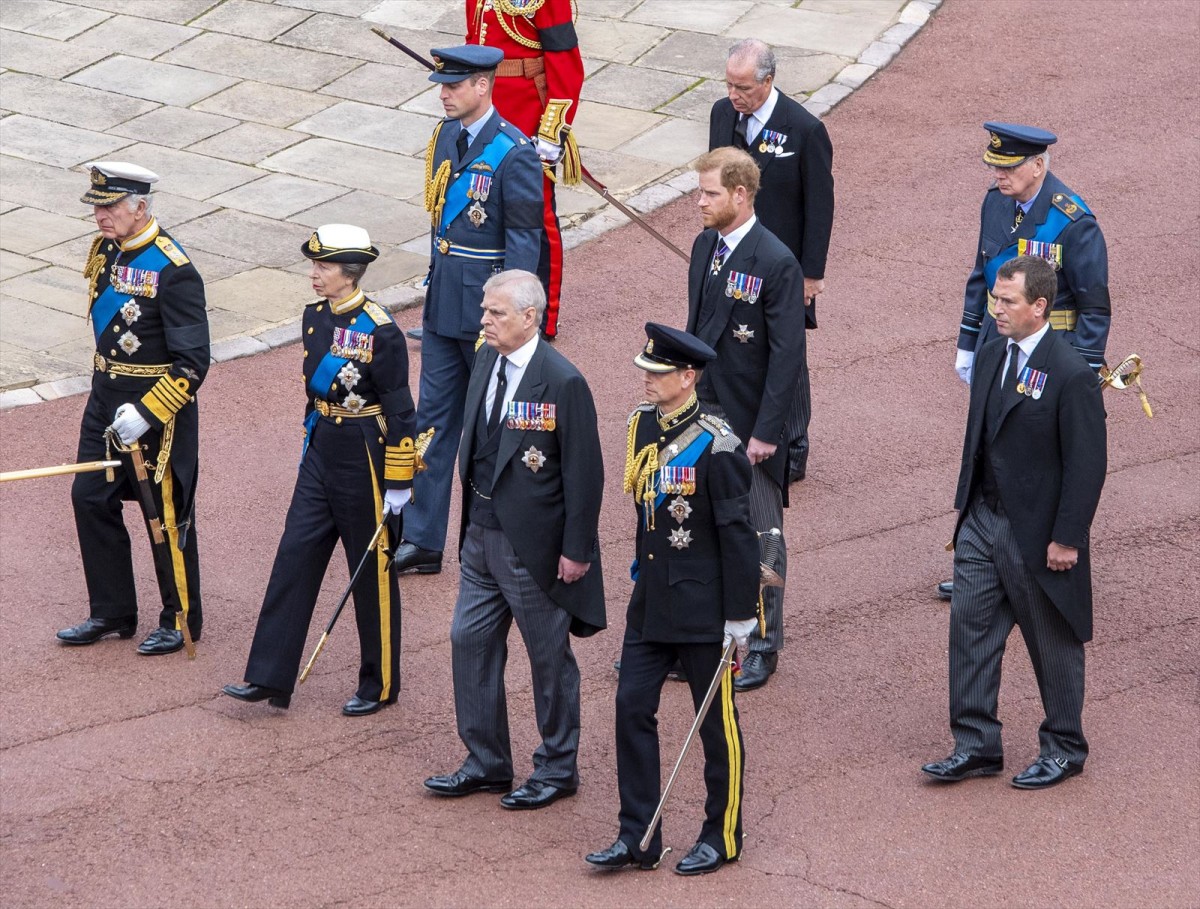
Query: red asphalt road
[{"left": 1, "top": 2, "right": 1197, "bottom": 907}]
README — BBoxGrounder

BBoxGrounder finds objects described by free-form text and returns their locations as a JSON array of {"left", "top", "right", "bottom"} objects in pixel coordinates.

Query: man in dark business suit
[
  {"left": 686, "top": 146, "right": 805, "bottom": 692},
  {"left": 923, "top": 255, "right": 1107, "bottom": 790},
  {"left": 423, "top": 269, "right": 605, "bottom": 810},
  {"left": 710, "top": 38, "right": 834, "bottom": 483}
]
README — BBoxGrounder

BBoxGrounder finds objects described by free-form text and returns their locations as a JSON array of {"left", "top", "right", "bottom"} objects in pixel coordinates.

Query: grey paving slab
[
  {"left": 655, "top": 78, "right": 727, "bottom": 122},
  {"left": 42, "top": 330, "right": 94, "bottom": 368},
  {"left": 259, "top": 138, "right": 426, "bottom": 202},
  {"left": 627, "top": 0, "right": 756, "bottom": 35},
  {"left": 0, "top": 207, "right": 95, "bottom": 256},
  {"left": 318, "top": 63, "right": 433, "bottom": 108},
  {"left": 275, "top": 13, "right": 458, "bottom": 67},
  {"left": 0, "top": 156, "right": 88, "bottom": 216},
  {"left": 619, "top": 117, "right": 710, "bottom": 168},
  {"left": 170, "top": 209, "right": 314, "bottom": 269},
  {"left": 0, "top": 340, "right": 80, "bottom": 391},
  {"left": 633, "top": 31, "right": 736, "bottom": 80},
  {"left": 105, "top": 143, "right": 261, "bottom": 202},
  {"left": 203, "top": 305, "right": 264, "bottom": 342},
  {"left": 55, "top": 0, "right": 221, "bottom": 24},
  {"left": 191, "top": 82, "right": 337, "bottom": 129},
  {"left": 571, "top": 17, "right": 668, "bottom": 64},
  {"left": 256, "top": 321, "right": 302, "bottom": 349},
  {"left": 276, "top": 0, "right": 379, "bottom": 15},
  {"left": 0, "top": 386, "right": 42, "bottom": 405},
  {"left": 207, "top": 173, "right": 351, "bottom": 219},
  {"left": 185, "top": 248, "right": 255, "bottom": 284},
  {"left": 143, "top": 192, "right": 220, "bottom": 229},
  {"left": 0, "top": 264, "right": 85, "bottom": 315},
  {"left": 729, "top": 6, "right": 898, "bottom": 57},
  {"left": 291, "top": 101, "right": 435, "bottom": 156},
  {"left": 210, "top": 333, "right": 269, "bottom": 362},
  {"left": 581, "top": 63, "right": 699, "bottom": 113},
  {"left": 801, "top": 0, "right": 908, "bottom": 15},
  {"left": 0, "top": 72, "right": 159, "bottom": 132},
  {"left": 0, "top": 251, "right": 45, "bottom": 281},
  {"left": 66, "top": 14, "right": 200, "bottom": 59},
  {"left": 584, "top": 0, "right": 645, "bottom": 19},
  {"left": 20, "top": 233, "right": 97, "bottom": 271},
  {"left": 0, "top": 31, "right": 111, "bottom": 79},
  {"left": 288, "top": 190, "right": 429, "bottom": 246},
  {"left": 572, "top": 102, "right": 663, "bottom": 152},
  {"left": 0, "top": 115, "right": 133, "bottom": 169},
  {"left": 0, "top": 0, "right": 110, "bottom": 40},
  {"left": 0, "top": 296, "right": 87, "bottom": 350},
  {"left": 566, "top": 147, "right": 667, "bottom": 196},
  {"left": 205, "top": 266, "right": 314, "bottom": 323},
  {"left": 109, "top": 107, "right": 239, "bottom": 150},
  {"left": 773, "top": 48, "right": 855, "bottom": 95},
  {"left": 190, "top": 0, "right": 315, "bottom": 40},
  {"left": 358, "top": 248, "right": 428, "bottom": 292},
  {"left": 186, "top": 122, "right": 307, "bottom": 165},
  {"left": 399, "top": 86, "right": 448, "bottom": 119},
  {"left": 160, "top": 32, "right": 360, "bottom": 91},
  {"left": 66, "top": 56, "right": 239, "bottom": 107},
  {"left": 363, "top": 0, "right": 462, "bottom": 31},
  {"left": 33, "top": 374, "right": 91, "bottom": 401}
]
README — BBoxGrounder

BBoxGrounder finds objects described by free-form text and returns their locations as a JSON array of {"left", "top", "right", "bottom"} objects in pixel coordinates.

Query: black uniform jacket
[
  {"left": 458, "top": 339, "right": 606, "bottom": 636},
  {"left": 953, "top": 330, "right": 1107, "bottom": 641},
  {"left": 626, "top": 403, "right": 759, "bottom": 644},
  {"left": 686, "top": 220, "right": 806, "bottom": 494}
]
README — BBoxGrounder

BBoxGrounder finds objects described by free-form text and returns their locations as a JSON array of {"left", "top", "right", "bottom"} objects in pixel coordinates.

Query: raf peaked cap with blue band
[
  {"left": 301, "top": 224, "right": 380, "bottom": 264},
  {"left": 428, "top": 44, "right": 504, "bottom": 83},
  {"left": 982, "top": 122, "right": 1059, "bottom": 168},
  {"left": 80, "top": 161, "right": 159, "bottom": 206},
  {"left": 635, "top": 322, "right": 717, "bottom": 373}
]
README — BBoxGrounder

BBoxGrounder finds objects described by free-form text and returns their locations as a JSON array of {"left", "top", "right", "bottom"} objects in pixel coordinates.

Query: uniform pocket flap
[{"left": 668, "top": 558, "right": 720, "bottom": 586}]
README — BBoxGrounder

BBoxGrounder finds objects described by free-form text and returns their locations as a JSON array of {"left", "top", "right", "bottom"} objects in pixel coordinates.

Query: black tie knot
[
  {"left": 456, "top": 128, "right": 470, "bottom": 161},
  {"left": 487, "top": 355, "right": 509, "bottom": 435}
]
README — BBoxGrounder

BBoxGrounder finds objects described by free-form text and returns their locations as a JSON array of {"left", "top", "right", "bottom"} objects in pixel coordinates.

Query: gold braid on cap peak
[
  {"left": 623, "top": 410, "right": 660, "bottom": 531},
  {"left": 425, "top": 122, "right": 451, "bottom": 226}
]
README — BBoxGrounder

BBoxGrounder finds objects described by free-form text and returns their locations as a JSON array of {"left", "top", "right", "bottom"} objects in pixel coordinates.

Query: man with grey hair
[
  {"left": 59, "top": 162, "right": 209, "bottom": 656},
  {"left": 423, "top": 269, "right": 606, "bottom": 811}
]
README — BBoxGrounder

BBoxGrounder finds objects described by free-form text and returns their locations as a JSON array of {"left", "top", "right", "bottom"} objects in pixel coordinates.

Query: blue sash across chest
[
  {"left": 302, "top": 307, "right": 384, "bottom": 454},
  {"left": 91, "top": 244, "right": 169, "bottom": 343},
  {"left": 438, "top": 131, "right": 516, "bottom": 235},
  {"left": 982, "top": 194, "right": 1087, "bottom": 291},
  {"left": 654, "top": 430, "right": 712, "bottom": 510}
]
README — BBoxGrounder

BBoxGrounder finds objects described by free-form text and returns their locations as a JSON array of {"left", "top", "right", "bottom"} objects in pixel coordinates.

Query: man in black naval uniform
[
  {"left": 58, "top": 162, "right": 209, "bottom": 656},
  {"left": 586, "top": 324, "right": 759, "bottom": 877},
  {"left": 710, "top": 38, "right": 835, "bottom": 483},
  {"left": 939, "top": 122, "right": 1110, "bottom": 601},
  {"left": 223, "top": 225, "right": 416, "bottom": 715}
]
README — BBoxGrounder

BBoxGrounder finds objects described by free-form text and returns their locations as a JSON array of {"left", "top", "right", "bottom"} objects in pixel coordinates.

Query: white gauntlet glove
[
  {"left": 535, "top": 137, "right": 564, "bottom": 164},
  {"left": 723, "top": 618, "right": 758, "bottom": 649},
  {"left": 111, "top": 403, "right": 150, "bottom": 445},
  {"left": 383, "top": 489, "right": 412, "bottom": 516},
  {"left": 955, "top": 348, "right": 975, "bottom": 386}
]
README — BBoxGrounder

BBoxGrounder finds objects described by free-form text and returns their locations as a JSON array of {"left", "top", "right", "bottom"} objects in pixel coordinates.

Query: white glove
[
  {"left": 955, "top": 348, "right": 975, "bottom": 386},
  {"left": 112, "top": 403, "right": 150, "bottom": 445},
  {"left": 535, "top": 137, "right": 563, "bottom": 164},
  {"left": 723, "top": 618, "right": 758, "bottom": 649},
  {"left": 383, "top": 489, "right": 412, "bottom": 515}
]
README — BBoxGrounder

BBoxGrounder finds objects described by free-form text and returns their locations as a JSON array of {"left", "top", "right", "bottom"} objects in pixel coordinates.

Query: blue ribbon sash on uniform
[
  {"left": 653, "top": 430, "right": 712, "bottom": 511},
  {"left": 90, "top": 244, "right": 169, "bottom": 343},
  {"left": 302, "top": 307, "right": 384, "bottom": 456},
  {"left": 438, "top": 131, "right": 516, "bottom": 235},
  {"left": 983, "top": 193, "right": 1087, "bottom": 291}
]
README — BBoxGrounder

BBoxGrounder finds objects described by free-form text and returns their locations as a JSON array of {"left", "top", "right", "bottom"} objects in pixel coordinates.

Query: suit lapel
[
  {"left": 495, "top": 340, "right": 547, "bottom": 482},
  {"left": 698, "top": 222, "right": 761, "bottom": 345},
  {"left": 996, "top": 329, "right": 1056, "bottom": 432},
  {"left": 754, "top": 95, "right": 792, "bottom": 177},
  {"left": 459, "top": 347, "right": 495, "bottom": 478}
]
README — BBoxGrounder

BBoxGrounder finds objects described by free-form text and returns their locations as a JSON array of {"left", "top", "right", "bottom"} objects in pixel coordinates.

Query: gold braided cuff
[
  {"left": 142, "top": 374, "right": 192, "bottom": 424},
  {"left": 385, "top": 438, "right": 416, "bottom": 482}
]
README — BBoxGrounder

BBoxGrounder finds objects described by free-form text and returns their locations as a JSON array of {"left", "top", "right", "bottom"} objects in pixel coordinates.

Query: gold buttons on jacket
[
  {"left": 307, "top": 327, "right": 314, "bottom": 335},
  {"left": 647, "top": 553, "right": 655, "bottom": 560},
  {"left": 316, "top": 304, "right": 323, "bottom": 312}
]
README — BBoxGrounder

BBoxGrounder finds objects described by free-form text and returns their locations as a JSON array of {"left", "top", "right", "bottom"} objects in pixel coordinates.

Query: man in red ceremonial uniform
[{"left": 467, "top": 0, "right": 584, "bottom": 340}]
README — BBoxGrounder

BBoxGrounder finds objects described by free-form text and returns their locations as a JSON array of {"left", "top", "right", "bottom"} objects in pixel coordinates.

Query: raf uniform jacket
[
  {"left": 953, "top": 329, "right": 1107, "bottom": 642},
  {"left": 625, "top": 401, "right": 759, "bottom": 643},
  {"left": 424, "top": 110, "right": 543, "bottom": 341},
  {"left": 686, "top": 220, "right": 806, "bottom": 494},
  {"left": 458, "top": 338, "right": 606, "bottom": 636},
  {"left": 959, "top": 172, "right": 1111, "bottom": 369},
  {"left": 85, "top": 218, "right": 209, "bottom": 516},
  {"left": 710, "top": 91, "right": 834, "bottom": 327}
]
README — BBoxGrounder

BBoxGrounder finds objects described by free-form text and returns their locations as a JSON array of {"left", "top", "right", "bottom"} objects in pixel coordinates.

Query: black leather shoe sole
[
  {"left": 56, "top": 618, "right": 138, "bottom": 645},
  {"left": 922, "top": 757, "right": 1004, "bottom": 782},
  {"left": 1011, "top": 759, "right": 1082, "bottom": 789},
  {"left": 136, "top": 629, "right": 185, "bottom": 656},
  {"left": 424, "top": 775, "right": 513, "bottom": 797},
  {"left": 222, "top": 683, "right": 291, "bottom": 709},
  {"left": 500, "top": 784, "right": 577, "bottom": 810},
  {"left": 584, "top": 842, "right": 664, "bottom": 870},
  {"left": 342, "top": 696, "right": 390, "bottom": 717}
]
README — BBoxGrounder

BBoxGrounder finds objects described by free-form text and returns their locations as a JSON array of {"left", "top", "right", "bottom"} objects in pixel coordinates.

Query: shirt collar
[
  {"left": 1016, "top": 183, "right": 1044, "bottom": 213},
  {"left": 1013, "top": 321, "right": 1051, "bottom": 359},
  {"left": 748, "top": 87, "right": 779, "bottom": 129},
  {"left": 502, "top": 331, "right": 540, "bottom": 369},
  {"left": 463, "top": 106, "right": 495, "bottom": 142},
  {"left": 120, "top": 217, "right": 160, "bottom": 252},
  {"left": 719, "top": 214, "right": 757, "bottom": 253},
  {"left": 330, "top": 287, "right": 365, "bottom": 315}
]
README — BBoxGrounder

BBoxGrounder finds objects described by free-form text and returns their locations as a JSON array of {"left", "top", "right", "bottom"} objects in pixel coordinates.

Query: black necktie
[
  {"left": 733, "top": 115, "right": 748, "bottom": 150},
  {"left": 1003, "top": 342, "right": 1020, "bottom": 393},
  {"left": 487, "top": 356, "right": 509, "bottom": 435},
  {"left": 1012, "top": 203, "right": 1024, "bottom": 233},
  {"left": 456, "top": 128, "right": 470, "bottom": 161}
]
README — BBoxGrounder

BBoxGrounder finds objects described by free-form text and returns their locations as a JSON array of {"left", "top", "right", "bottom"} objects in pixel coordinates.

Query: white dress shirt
[
  {"left": 1004, "top": 321, "right": 1051, "bottom": 383},
  {"left": 740, "top": 87, "right": 779, "bottom": 144},
  {"left": 484, "top": 331, "right": 540, "bottom": 421},
  {"left": 718, "top": 214, "right": 758, "bottom": 256}
]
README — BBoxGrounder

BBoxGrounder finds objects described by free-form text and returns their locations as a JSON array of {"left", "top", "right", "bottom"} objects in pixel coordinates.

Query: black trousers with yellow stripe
[
  {"left": 614, "top": 626, "right": 744, "bottom": 862},
  {"left": 243, "top": 419, "right": 400, "bottom": 701},
  {"left": 72, "top": 395, "right": 201, "bottom": 632}
]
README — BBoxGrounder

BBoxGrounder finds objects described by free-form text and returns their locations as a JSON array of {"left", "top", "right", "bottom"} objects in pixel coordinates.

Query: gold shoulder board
[
  {"left": 155, "top": 235, "right": 189, "bottom": 266},
  {"left": 364, "top": 301, "right": 390, "bottom": 324}
]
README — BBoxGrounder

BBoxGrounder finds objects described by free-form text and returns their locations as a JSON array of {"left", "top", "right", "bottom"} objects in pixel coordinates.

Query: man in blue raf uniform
[
  {"left": 586, "top": 324, "right": 759, "bottom": 877},
  {"left": 393, "top": 44, "right": 543, "bottom": 577},
  {"left": 223, "top": 225, "right": 416, "bottom": 715},
  {"left": 59, "top": 162, "right": 209, "bottom": 656},
  {"left": 940, "top": 122, "right": 1110, "bottom": 601}
]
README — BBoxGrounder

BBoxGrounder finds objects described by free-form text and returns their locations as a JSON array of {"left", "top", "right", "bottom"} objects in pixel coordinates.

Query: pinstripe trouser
[
  {"left": 748, "top": 464, "right": 787, "bottom": 653},
  {"left": 785, "top": 337, "right": 812, "bottom": 476},
  {"left": 950, "top": 496, "right": 1088, "bottom": 764},
  {"left": 451, "top": 522, "right": 581, "bottom": 787}
]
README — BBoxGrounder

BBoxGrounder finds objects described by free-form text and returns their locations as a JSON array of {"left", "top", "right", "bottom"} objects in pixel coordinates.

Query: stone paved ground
[{"left": 0, "top": 0, "right": 937, "bottom": 403}]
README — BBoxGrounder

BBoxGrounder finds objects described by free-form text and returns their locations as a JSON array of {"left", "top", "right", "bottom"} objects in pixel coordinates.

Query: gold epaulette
[
  {"left": 364, "top": 301, "right": 390, "bottom": 324},
  {"left": 698, "top": 412, "right": 740, "bottom": 453},
  {"left": 84, "top": 235, "right": 106, "bottom": 313},
  {"left": 141, "top": 374, "right": 193, "bottom": 424},
  {"left": 385, "top": 437, "right": 416, "bottom": 483},
  {"left": 1052, "top": 192, "right": 1084, "bottom": 221},
  {"left": 425, "top": 121, "right": 451, "bottom": 226},
  {"left": 155, "top": 235, "right": 189, "bottom": 266}
]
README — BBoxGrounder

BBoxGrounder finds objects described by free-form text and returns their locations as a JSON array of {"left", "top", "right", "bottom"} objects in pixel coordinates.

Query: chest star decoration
[
  {"left": 733, "top": 324, "right": 754, "bottom": 343},
  {"left": 118, "top": 331, "right": 141, "bottom": 355},
  {"left": 342, "top": 392, "right": 365, "bottom": 413},
  {"left": 337, "top": 362, "right": 361, "bottom": 390},
  {"left": 668, "top": 527, "right": 693, "bottom": 550},
  {"left": 120, "top": 300, "right": 141, "bottom": 326},
  {"left": 668, "top": 495, "right": 692, "bottom": 524},
  {"left": 522, "top": 446, "right": 546, "bottom": 473}
]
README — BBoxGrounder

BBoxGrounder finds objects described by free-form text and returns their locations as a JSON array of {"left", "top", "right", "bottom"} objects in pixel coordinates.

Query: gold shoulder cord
[
  {"left": 493, "top": 0, "right": 544, "bottom": 49},
  {"left": 424, "top": 121, "right": 451, "bottom": 227},
  {"left": 623, "top": 411, "right": 660, "bottom": 530},
  {"left": 83, "top": 235, "right": 106, "bottom": 318}
]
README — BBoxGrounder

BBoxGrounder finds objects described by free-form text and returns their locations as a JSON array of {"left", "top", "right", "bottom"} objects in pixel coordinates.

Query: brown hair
[
  {"left": 695, "top": 146, "right": 760, "bottom": 201},
  {"left": 997, "top": 255, "right": 1057, "bottom": 313}
]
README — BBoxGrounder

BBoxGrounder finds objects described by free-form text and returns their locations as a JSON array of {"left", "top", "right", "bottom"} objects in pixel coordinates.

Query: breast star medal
[
  {"left": 337, "top": 362, "right": 361, "bottom": 390},
  {"left": 733, "top": 324, "right": 754, "bottom": 343},
  {"left": 522, "top": 446, "right": 546, "bottom": 473},
  {"left": 118, "top": 331, "right": 141, "bottom": 355},
  {"left": 668, "top": 495, "right": 692, "bottom": 524},
  {"left": 120, "top": 300, "right": 141, "bottom": 325},
  {"left": 342, "top": 392, "right": 365, "bottom": 413},
  {"left": 668, "top": 527, "right": 692, "bottom": 550},
  {"left": 468, "top": 200, "right": 488, "bottom": 228}
]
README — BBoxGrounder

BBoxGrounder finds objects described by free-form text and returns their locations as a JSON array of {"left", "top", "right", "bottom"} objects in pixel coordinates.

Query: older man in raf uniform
[
  {"left": 393, "top": 44, "right": 543, "bottom": 578},
  {"left": 58, "top": 162, "right": 209, "bottom": 656}
]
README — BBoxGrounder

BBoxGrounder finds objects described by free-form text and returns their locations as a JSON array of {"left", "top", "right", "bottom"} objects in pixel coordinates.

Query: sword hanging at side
[
  {"left": 1100, "top": 353, "right": 1154, "bottom": 419},
  {"left": 0, "top": 460, "right": 121, "bottom": 483}
]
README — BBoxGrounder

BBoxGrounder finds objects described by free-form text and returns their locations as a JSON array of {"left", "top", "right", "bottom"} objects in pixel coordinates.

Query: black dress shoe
[
  {"left": 937, "top": 580, "right": 954, "bottom": 601},
  {"left": 222, "top": 683, "right": 291, "bottom": 709},
  {"left": 921, "top": 751, "right": 1003, "bottom": 781},
  {"left": 424, "top": 770, "right": 513, "bottom": 797},
  {"left": 405, "top": 326, "right": 423, "bottom": 341},
  {"left": 56, "top": 616, "right": 137, "bottom": 645},
  {"left": 585, "top": 839, "right": 662, "bottom": 870},
  {"left": 500, "top": 779, "right": 577, "bottom": 810},
  {"left": 392, "top": 542, "right": 443, "bottom": 575},
  {"left": 1011, "top": 756, "right": 1083, "bottom": 790},
  {"left": 136, "top": 627, "right": 185, "bottom": 655},
  {"left": 674, "top": 841, "right": 732, "bottom": 876},
  {"left": 342, "top": 695, "right": 388, "bottom": 717},
  {"left": 733, "top": 651, "right": 777, "bottom": 692}
]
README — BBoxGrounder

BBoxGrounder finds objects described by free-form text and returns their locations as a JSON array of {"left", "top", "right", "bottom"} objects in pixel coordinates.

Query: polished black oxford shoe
[
  {"left": 56, "top": 616, "right": 137, "bottom": 645},
  {"left": 424, "top": 770, "right": 513, "bottom": 797},
  {"left": 674, "top": 841, "right": 732, "bottom": 876},
  {"left": 937, "top": 580, "right": 954, "bottom": 601},
  {"left": 222, "top": 683, "right": 291, "bottom": 709},
  {"left": 136, "top": 627, "right": 199, "bottom": 656},
  {"left": 1011, "top": 756, "right": 1083, "bottom": 790},
  {"left": 733, "top": 651, "right": 777, "bottom": 692},
  {"left": 392, "top": 542, "right": 443, "bottom": 575},
  {"left": 342, "top": 695, "right": 388, "bottom": 717},
  {"left": 584, "top": 840, "right": 662, "bottom": 870},
  {"left": 921, "top": 751, "right": 1004, "bottom": 782},
  {"left": 500, "top": 779, "right": 576, "bottom": 810}
]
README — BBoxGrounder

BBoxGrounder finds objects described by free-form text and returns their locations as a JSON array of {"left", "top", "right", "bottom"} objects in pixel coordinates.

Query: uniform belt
[
  {"left": 987, "top": 296, "right": 1077, "bottom": 331},
  {"left": 435, "top": 238, "right": 505, "bottom": 259},
  {"left": 93, "top": 354, "right": 171, "bottom": 377},
  {"left": 496, "top": 57, "right": 544, "bottom": 79},
  {"left": 314, "top": 399, "right": 384, "bottom": 420}
]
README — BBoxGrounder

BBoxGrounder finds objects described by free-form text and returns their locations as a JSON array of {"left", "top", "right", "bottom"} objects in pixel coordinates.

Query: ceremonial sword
[{"left": 0, "top": 460, "right": 121, "bottom": 483}]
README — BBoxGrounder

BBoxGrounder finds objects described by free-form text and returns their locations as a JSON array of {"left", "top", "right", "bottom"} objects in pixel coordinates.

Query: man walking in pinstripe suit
[{"left": 923, "top": 255, "right": 1106, "bottom": 790}]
